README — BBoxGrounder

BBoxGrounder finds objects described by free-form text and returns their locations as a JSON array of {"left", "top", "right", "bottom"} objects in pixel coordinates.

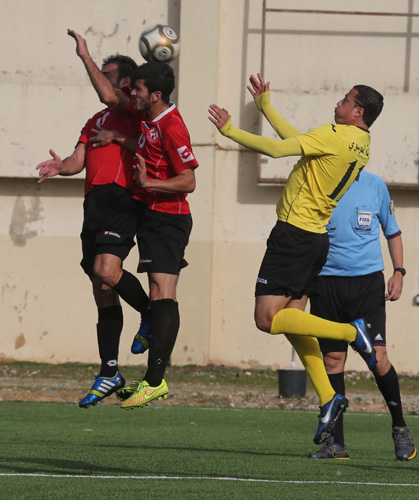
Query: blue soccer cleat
[
  {"left": 79, "top": 371, "right": 125, "bottom": 408},
  {"left": 349, "top": 318, "right": 377, "bottom": 372},
  {"left": 314, "top": 394, "right": 348, "bottom": 445},
  {"left": 131, "top": 317, "right": 152, "bottom": 354}
]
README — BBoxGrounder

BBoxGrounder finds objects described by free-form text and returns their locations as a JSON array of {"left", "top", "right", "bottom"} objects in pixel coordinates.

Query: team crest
[
  {"left": 357, "top": 211, "right": 372, "bottom": 230},
  {"left": 147, "top": 128, "right": 159, "bottom": 142}
]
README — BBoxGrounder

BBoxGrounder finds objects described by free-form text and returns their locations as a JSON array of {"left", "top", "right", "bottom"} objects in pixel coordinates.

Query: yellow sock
[
  {"left": 286, "top": 334, "right": 335, "bottom": 406},
  {"left": 271, "top": 308, "right": 356, "bottom": 342}
]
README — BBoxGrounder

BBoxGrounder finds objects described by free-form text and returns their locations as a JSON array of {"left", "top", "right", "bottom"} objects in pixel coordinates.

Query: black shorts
[
  {"left": 255, "top": 221, "right": 329, "bottom": 299},
  {"left": 136, "top": 208, "right": 192, "bottom": 275},
  {"left": 310, "top": 271, "right": 386, "bottom": 353},
  {"left": 80, "top": 183, "right": 143, "bottom": 278}
]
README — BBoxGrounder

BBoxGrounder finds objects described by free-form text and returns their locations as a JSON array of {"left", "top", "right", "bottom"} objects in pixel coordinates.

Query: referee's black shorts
[
  {"left": 255, "top": 221, "right": 329, "bottom": 299},
  {"left": 136, "top": 208, "right": 192, "bottom": 275},
  {"left": 80, "top": 183, "right": 143, "bottom": 278},
  {"left": 310, "top": 271, "right": 386, "bottom": 353}
]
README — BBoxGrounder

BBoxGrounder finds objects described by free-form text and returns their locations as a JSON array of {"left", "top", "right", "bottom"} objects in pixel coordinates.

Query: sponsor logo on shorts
[
  {"left": 140, "top": 259, "right": 152, "bottom": 264},
  {"left": 104, "top": 231, "right": 121, "bottom": 238},
  {"left": 257, "top": 277, "right": 268, "bottom": 285},
  {"left": 177, "top": 145, "right": 195, "bottom": 163},
  {"left": 374, "top": 333, "right": 383, "bottom": 341}
]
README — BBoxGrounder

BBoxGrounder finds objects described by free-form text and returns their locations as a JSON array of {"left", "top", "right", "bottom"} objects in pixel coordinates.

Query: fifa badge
[{"left": 357, "top": 211, "right": 372, "bottom": 230}]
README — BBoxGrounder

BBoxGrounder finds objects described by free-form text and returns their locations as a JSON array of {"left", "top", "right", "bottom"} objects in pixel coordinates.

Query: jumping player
[
  {"left": 208, "top": 73, "right": 384, "bottom": 444},
  {"left": 36, "top": 52, "right": 151, "bottom": 408},
  {"left": 67, "top": 30, "right": 198, "bottom": 408}
]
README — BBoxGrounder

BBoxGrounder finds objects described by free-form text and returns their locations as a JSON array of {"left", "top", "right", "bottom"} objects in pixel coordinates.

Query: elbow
[
  {"left": 186, "top": 180, "right": 196, "bottom": 193},
  {"left": 100, "top": 93, "right": 119, "bottom": 108}
]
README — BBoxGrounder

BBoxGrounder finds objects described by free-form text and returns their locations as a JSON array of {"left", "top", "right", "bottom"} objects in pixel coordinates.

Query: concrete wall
[{"left": 1, "top": 0, "right": 418, "bottom": 373}]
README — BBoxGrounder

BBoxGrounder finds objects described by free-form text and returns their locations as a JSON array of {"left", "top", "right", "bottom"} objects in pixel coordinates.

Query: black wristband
[{"left": 394, "top": 267, "right": 406, "bottom": 276}]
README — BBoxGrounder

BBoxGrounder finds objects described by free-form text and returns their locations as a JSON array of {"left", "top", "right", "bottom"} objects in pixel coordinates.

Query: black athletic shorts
[
  {"left": 80, "top": 183, "right": 143, "bottom": 278},
  {"left": 136, "top": 208, "right": 192, "bottom": 275},
  {"left": 310, "top": 271, "right": 386, "bottom": 353},
  {"left": 255, "top": 221, "right": 329, "bottom": 299}
]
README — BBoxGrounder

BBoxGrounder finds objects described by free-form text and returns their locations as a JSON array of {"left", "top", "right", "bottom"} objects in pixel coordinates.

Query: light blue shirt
[{"left": 320, "top": 171, "right": 401, "bottom": 277}]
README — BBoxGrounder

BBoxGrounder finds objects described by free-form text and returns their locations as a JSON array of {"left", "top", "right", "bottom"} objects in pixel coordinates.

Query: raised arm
[
  {"left": 36, "top": 142, "right": 86, "bottom": 183},
  {"left": 248, "top": 73, "right": 302, "bottom": 139},
  {"left": 67, "top": 29, "right": 131, "bottom": 110},
  {"left": 208, "top": 104, "right": 302, "bottom": 158},
  {"left": 386, "top": 235, "right": 404, "bottom": 301}
]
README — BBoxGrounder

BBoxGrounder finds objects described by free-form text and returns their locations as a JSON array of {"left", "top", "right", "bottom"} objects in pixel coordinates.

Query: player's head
[
  {"left": 101, "top": 54, "right": 137, "bottom": 89},
  {"left": 335, "top": 85, "right": 383, "bottom": 128},
  {"left": 352, "top": 85, "right": 384, "bottom": 127},
  {"left": 133, "top": 61, "right": 175, "bottom": 104}
]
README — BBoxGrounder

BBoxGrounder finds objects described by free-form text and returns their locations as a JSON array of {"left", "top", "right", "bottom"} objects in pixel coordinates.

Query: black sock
[
  {"left": 328, "top": 372, "right": 345, "bottom": 447},
  {"left": 97, "top": 306, "right": 123, "bottom": 377},
  {"left": 375, "top": 365, "right": 406, "bottom": 428},
  {"left": 111, "top": 270, "right": 150, "bottom": 317},
  {"left": 144, "top": 299, "right": 179, "bottom": 387}
]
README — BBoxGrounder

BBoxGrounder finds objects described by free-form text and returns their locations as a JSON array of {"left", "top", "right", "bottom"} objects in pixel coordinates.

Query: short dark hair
[
  {"left": 102, "top": 54, "right": 137, "bottom": 84},
  {"left": 134, "top": 61, "right": 175, "bottom": 103},
  {"left": 353, "top": 85, "right": 384, "bottom": 127}
]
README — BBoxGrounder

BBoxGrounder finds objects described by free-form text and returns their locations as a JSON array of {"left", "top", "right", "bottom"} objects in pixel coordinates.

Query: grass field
[{"left": 1, "top": 401, "right": 418, "bottom": 499}]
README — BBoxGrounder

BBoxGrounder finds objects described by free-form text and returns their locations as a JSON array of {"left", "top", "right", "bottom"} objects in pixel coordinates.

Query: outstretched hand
[
  {"left": 67, "top": 29, "right": 89, "bottom": 59},
  {"left": 247, "top": 73, "right": 270, "bottom": 99},
  {"left": 35, "top": 149, "right": 63, "bottom": 183},
  {"left": 208, "top": 104, "right": 230, "bottom": 129}
]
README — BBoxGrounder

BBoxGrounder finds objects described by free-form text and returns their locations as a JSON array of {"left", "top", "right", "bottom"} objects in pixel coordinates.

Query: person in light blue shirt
[{"left": 309, "top": 171, "right": 416, "bottom": 461}]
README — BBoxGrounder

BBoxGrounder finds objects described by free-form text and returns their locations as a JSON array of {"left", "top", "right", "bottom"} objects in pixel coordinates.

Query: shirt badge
[
  {"left": 357, "top": 211, "right": 372, "bottom": 230},
  {"left": 389, "top": 200, "right": 394, "bottom": 214}
]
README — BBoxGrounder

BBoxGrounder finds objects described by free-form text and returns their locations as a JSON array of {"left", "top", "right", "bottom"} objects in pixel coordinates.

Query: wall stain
[
  {"left": 15, "top": 333, "right": 26, "bottom": 349},
  {"left": 9, "top": 197, "right": 43, "bottom": 247}
]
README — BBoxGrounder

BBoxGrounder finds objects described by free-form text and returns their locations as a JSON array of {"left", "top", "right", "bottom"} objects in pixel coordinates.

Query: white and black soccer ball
[{"left": 139, "top": 24, "right": 180, "bottom": 63}]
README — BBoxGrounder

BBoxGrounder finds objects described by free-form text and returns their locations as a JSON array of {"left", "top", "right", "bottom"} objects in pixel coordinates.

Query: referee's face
[{"left": 132, "top": 79, "right": 153, "bottom": 112}]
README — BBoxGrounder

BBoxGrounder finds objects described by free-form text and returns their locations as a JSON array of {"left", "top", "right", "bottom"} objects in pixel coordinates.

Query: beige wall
[{"left": 1, "top": 0, "right": 418, "bottom": 373}]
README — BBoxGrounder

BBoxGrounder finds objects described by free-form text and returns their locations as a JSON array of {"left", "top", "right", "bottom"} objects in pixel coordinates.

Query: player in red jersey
[
  {"left": 36, "top": 49, "right": 152, "bottom": 408},
  {"left": 67, "top": 30, "right": 198, "bottom": 408}
]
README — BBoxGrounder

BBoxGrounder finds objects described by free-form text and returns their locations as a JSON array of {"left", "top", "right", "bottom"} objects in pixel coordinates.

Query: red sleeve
[{"left": 161, "top": 120, "right": 198, "bottom": 174}]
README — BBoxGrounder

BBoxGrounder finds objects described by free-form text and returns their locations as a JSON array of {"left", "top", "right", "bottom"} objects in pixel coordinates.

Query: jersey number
[{"left": 327, "top": 161, "right": 364, "bottom": 201}]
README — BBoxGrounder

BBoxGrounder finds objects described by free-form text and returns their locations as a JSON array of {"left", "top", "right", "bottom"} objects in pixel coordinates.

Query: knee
[
  {"left": 93, "top": 261, "right": 120, "bottom": 287},
  {"left": 254, "top": 310, "right": 274, "bottom": 333},
  {"left": 374, "top": 347, "right": 391, "bottom": 376},
  {"left": 323, "top": 352, "right": 345, "bottom": 374}
]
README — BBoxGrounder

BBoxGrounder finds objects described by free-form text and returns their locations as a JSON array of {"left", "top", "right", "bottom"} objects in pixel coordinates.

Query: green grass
[{"left": 0, "top": 402, "right": 418, "bottom": 499}]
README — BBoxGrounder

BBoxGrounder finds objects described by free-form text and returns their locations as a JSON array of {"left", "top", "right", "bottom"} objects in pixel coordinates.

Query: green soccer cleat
[
  {"left": 120, "top": 379, "right": 168, "bottom": 409},
  {"left": 116, "top": 379, "right": 141, "bottom": 401}
]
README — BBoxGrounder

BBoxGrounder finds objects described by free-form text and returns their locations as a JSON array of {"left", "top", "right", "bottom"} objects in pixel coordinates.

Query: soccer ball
[{"left": 139, "top": 24, "right": 180, "bottom": 63}]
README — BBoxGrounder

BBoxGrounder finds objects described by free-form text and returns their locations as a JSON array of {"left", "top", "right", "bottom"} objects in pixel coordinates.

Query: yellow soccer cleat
[{"left": 120, "top": 379, "right": 169, "bottom": 409}]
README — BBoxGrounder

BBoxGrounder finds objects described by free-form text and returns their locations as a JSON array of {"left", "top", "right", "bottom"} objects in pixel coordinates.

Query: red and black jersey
[
  {"left": 78, "top": 89, "right": 140, "bottom": 195},
  {"left": 132, "top": 103, "right": 198, "bottom": 214}
]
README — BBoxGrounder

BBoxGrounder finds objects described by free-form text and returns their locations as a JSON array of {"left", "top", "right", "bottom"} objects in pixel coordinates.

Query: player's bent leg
[
  {"left": 93, "top": 253, "right": 123, "bottom": 288},
  {"left": 254, "top": 295, "right": 291, "bottom": 332},
  {"left": 287, "top": 335, "right": 335, "bottom": 406}
]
